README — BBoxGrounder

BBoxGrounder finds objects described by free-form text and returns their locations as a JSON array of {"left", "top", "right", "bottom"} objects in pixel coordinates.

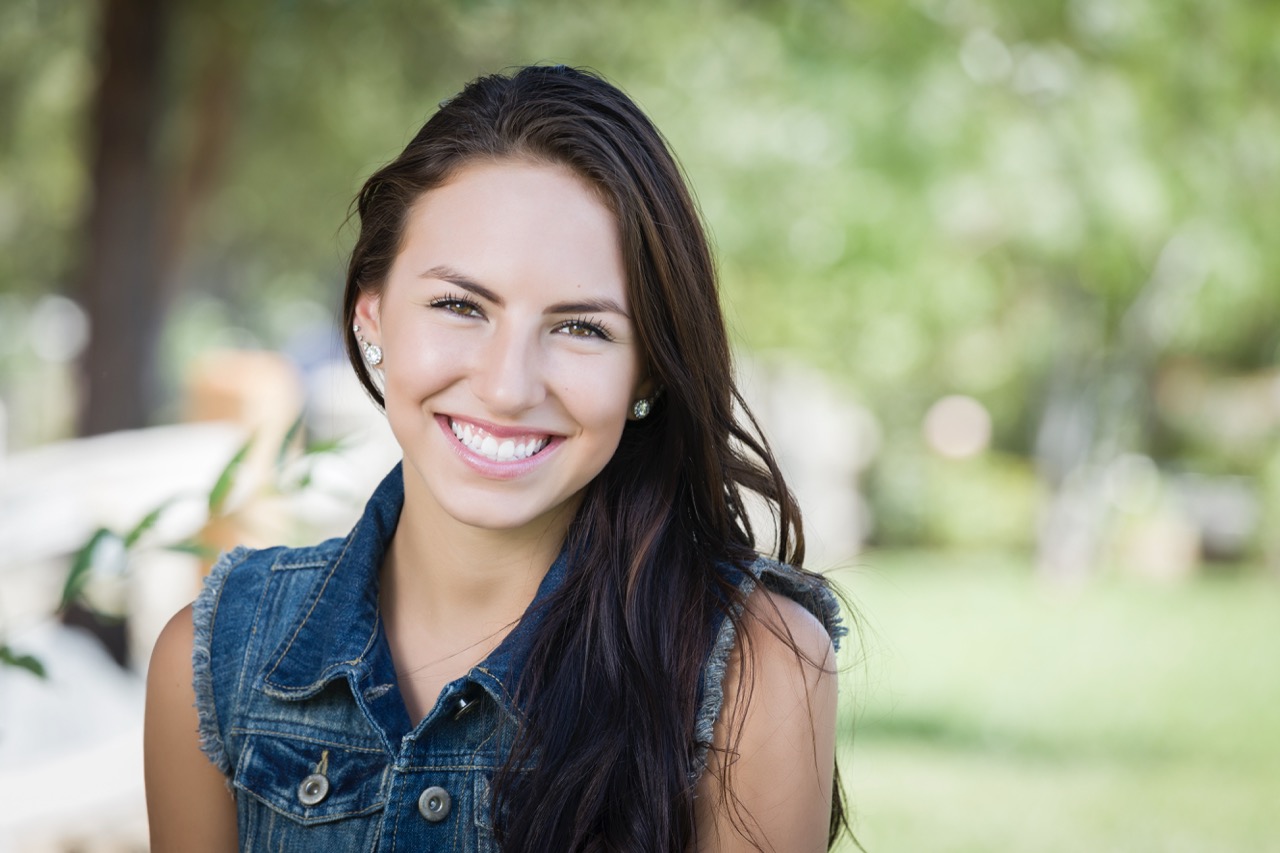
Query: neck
[{"left": 384, "top": 464, "right": 575, "bottom": 631}]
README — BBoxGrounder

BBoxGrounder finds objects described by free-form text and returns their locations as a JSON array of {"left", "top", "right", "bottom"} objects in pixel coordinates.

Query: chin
[{"left": 448, "top": 497, "right": 574, "bottom": 533}]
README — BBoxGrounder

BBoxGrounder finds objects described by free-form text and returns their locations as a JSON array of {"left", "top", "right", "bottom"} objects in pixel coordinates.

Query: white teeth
[{"left": 449, "top": 419, "right": 550, "bottom": 463}]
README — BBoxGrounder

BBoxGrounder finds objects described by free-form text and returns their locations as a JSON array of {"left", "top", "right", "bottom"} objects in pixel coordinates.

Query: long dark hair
[{"left": 341, "top": 65, "right": 848, "bottom": 851}]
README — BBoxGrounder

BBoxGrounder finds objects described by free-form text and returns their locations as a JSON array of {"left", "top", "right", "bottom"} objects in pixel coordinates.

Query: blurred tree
[
  {"left": 76, "top": 0, "right": 245, "bottom": 434},
  {"left": 75, "top": 0, "right": 169, "bottom": 435}
]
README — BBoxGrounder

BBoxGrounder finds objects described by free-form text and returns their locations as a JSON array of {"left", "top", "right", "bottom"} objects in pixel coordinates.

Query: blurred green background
[{"left": 1, "top": 0, "right": 1278, "bottom": 849}]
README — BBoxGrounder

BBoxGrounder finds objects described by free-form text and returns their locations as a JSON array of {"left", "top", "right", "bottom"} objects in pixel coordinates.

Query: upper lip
[{"left": 442, "top": 414, "right": 561, "bottom": 439}]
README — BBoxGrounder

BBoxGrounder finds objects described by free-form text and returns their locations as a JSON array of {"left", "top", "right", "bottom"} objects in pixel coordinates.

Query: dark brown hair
[{"left": 341, "top": 65, "right": 848, "bottom": 852}]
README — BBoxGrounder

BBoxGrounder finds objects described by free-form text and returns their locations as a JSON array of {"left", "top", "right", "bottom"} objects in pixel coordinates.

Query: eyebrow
[{"left": 419, "top": 264, "right": 631, "bottom": 318}]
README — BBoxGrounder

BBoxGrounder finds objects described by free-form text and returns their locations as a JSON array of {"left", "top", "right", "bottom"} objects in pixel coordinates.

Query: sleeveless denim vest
[{"left": 193, "top": 464, "right": 845, "bottom": 852}]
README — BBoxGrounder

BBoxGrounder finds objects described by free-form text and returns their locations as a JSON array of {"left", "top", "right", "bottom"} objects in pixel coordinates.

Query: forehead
[{"left": 397, "top": 159, "right": 625, "bottom": 298}]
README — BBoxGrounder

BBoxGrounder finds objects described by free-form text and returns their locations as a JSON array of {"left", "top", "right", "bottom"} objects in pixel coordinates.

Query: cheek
[
  {"left": 383, "top": 328, "right": 469, "bottom": 393},
  {"left": 551, "top": 356, "right": 639, "bottom": 426}
]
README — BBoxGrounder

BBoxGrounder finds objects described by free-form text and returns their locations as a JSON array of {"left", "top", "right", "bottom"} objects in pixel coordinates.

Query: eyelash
[
  {"left": 556, "top": 316, "right": 615, "bottom": 341},
  {"left": 429, "top": 293, "right": 614, "bottom": 341},
  {"left": 429, "top": 293, "right": 484, "bottom": 317}
]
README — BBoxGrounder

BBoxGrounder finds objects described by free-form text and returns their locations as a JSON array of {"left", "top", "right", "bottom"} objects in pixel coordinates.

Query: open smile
[{"left": 445, "top": 416, "right": 555, "bottom": 463}]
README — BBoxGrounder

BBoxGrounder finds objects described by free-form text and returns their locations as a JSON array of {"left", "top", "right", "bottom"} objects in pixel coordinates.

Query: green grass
[{"left": 830, "top": 552, "right": 1280, "bottom": 852}]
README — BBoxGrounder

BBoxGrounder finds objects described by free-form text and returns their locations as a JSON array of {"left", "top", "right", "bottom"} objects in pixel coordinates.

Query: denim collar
[{"left": 260, "top": 463, "right": 569, "bottom": 727}]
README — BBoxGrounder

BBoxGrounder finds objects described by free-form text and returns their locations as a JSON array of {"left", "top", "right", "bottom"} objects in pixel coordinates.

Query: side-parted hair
[{"left": 341, "top": 65, "right": 848, "bottom": 852}]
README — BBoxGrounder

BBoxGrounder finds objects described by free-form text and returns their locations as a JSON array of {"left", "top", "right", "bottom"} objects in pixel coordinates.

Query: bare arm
[
  {"left": 144, "top": 604, "right": 239, "bottom": 853},
  {"left": 693, "top": 590, "right": 839, "bottom": 853}
]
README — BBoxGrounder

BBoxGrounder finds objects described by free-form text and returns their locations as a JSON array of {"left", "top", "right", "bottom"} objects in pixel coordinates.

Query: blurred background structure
[{"left": 0, "top": 0, "right": 1277, "bottom": 850}]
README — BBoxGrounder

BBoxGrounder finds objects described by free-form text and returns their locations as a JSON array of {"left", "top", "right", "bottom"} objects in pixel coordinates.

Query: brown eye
[
  {"left": 555, "top": 317, "right": 613, "bottom": 341},
  {"left": 430, "top": 296, "right": 484, "bottom": 318}
]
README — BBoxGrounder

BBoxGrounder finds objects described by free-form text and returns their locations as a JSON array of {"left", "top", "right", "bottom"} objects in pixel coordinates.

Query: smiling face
[{"left": 355, "top": 159, "right": 649, "bottom": 536}]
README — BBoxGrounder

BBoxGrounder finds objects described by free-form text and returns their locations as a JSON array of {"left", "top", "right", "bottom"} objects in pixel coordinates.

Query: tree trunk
[{"left": 76, "top": 0, "right": 169, "bottom": 436}]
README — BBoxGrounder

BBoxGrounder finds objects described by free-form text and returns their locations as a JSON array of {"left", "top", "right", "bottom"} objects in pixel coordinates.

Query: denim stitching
[
  {"left": 262, "top": 530, "right": 358, "bottom": 687},
  {"left": 271, "top": 555, "right": 331, "bottom": 571},
  {"left": 395, "top": 761, "right": 497, "bottom": 772},
  {"left": 471, "top": 666, "right": 523, "bottom": 723},
  {"left": 228, "top": 727, "right": 387, "bottom": 753},
  {"left": 469, "top": 724, "right": 501, "bottom": 832},
  {"left": 233, "top": 741, "right": 390, "bottom": 822},
  {"left": 236, "top": 555, "right": 280, "bottom": 718}
]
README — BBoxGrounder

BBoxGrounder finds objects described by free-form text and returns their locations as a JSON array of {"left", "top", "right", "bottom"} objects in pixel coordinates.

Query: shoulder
[
  {"left": 692, "top": 559, "right": 842, "bottom": 852},
  {"left": 696, "top": 558, "right": 844, "bottom": 750},
  {"left": 729, "top": 564, "right": 839, "bottom": 724},
  {"left": 738, "top": 584, "right": 836, "bottom": 680},
  {"left": 743, "top": 556, "right": 847, "bottom": 653},
  {"left": 149, "top": 602, "right": 197, "bottom": 691},
  {"left": 145, "top": 604, "right": 239, "bottom": 852}
]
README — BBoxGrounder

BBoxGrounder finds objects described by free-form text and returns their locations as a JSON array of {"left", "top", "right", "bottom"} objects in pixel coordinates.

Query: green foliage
[
  {"left": 0, "top": 644, "right": 46, "bottom": 679},
  {"left": 59, "top": 527, "right": 121, "bottom": 612},
  {"left": 0, "top": 1, "right": 91, "bottom": 300},
  {"left": 868, "top": 450, "right": 1041, "bottom": 549},
  {"left": 208, "top": 436, "right": 253, "bottom": 516},
  {"left": 56, "top": 415, "right": 342, "bottom": 617},
  {"left": 3, "top": 0, "right": 1276, "bottom": 545}
]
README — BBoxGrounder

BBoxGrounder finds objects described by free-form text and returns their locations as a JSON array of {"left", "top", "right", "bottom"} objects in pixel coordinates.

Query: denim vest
[{"left": 193, "top": 465, "right": 845, "bottom": 852}]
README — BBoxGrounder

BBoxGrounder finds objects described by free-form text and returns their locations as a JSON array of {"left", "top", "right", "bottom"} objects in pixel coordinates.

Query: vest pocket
[{"left": 234, "top": 732, "right": 389, "bottom": 824}]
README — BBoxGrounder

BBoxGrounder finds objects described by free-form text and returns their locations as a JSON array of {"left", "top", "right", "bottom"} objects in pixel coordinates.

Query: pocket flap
[{"left": 234, "top": 733, "right": 388, "bottom": 824}]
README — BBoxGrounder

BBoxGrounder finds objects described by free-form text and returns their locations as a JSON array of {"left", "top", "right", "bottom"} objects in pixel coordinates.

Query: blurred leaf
[
  {"left": 209, "top": 437, "right": 254, "bottom": 516},
  {"left": 166, "top": 539, "right": 218, "bottom": 560},
  {"left": 59, "top": 527, "right": 116, "bottom": 611},
  {"left": 0, "top": 645, "right": 46, "bottom": 679},
  {"left": 303, "top": 436, "right": 344, "bottom": 457},
  {"left": 276, "top": 413, "right": 304, "bottom": 472},
  {"left": 123, "top": 499, "right": 174, "bottom": 548}
]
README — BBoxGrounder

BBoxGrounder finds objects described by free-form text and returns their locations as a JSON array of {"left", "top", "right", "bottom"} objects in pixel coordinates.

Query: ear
[{"left": 354, "top": 289, "right": 383, "bottom": 341}]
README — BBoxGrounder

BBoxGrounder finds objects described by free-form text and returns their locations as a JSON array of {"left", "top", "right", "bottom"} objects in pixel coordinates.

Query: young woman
[{"left": 145, "top": 65, "right": 848, "bottom": 852}]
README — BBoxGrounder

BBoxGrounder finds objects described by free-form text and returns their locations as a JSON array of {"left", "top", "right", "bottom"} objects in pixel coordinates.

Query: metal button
[
  {"left": 453, "top": 692, "right": 478, "bottom": 720},
  {"left": 298, "top": 773, "right": 329, "bottom": 806},
  {"left": 418, "top": 785, "right": 451, "bottom": 822}
]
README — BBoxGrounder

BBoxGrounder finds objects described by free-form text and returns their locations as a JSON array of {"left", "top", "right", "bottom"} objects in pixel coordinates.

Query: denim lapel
[{"left": 260, "top": 465, "right": 404, "bottom": 699}]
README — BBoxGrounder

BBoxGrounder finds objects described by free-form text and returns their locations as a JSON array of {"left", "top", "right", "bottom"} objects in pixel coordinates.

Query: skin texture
[
  {"left": 144, "top": 603, "right": 237, "bottom": 853},
  {"left": 144, "top": 158, "right": 836, "bottom": 850},
  {"left": 694, "top": 592, "right": 839, "bottom": 853}
]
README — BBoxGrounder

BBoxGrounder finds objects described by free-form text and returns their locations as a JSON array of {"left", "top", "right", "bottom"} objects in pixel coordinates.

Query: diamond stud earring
[{"left": 354, "top": 323, "right": 383, "bottom": 367}]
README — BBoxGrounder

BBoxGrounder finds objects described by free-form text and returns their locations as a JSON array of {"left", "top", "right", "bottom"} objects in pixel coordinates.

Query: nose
[{"left": 469, "top": 325, "right": 546, "bottom": 415}]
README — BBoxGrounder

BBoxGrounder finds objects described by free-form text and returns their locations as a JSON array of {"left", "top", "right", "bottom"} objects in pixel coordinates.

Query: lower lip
[{"left": 435, "top": 415, "right": 562, "bottom": 480}]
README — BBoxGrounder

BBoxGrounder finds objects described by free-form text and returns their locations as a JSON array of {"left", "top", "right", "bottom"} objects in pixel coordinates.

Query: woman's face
[{"left": 356, "top": 159, "right": 649, "bottom": 535}]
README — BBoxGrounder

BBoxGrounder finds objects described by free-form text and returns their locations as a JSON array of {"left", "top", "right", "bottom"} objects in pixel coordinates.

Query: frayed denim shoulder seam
[
  {"left": 752, "top": 557, "right": 849, "bottom": 653},
  {"left": 192, "top": 545, "right": 254, "bottom": 776},
  {"left": 691, "top": 557, "right": 847, "bottom": 773},
  {"left": 691, "top": 573, "right": 757, "bottom": 772}
]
